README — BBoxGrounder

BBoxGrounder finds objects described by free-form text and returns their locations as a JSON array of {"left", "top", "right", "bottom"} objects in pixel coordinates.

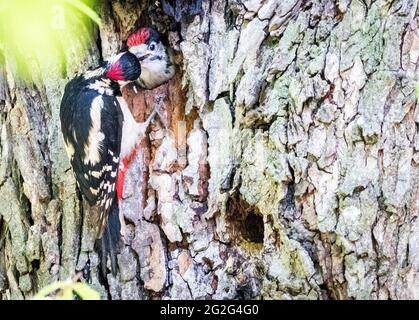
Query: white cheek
[
  {"left": 140, "top": 58, "right": 173, "bottom": 88},
  {"left": 145, "top": 60, "right": 165, "bottom": 73}
]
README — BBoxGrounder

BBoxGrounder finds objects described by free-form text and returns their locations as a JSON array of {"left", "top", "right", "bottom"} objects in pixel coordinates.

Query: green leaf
[
  {"left": 33, "top": 281, "right": 66, "bottom": 299},
  {"left": 416, "top": 83, "right": 419, "bottom": 101},
  {"left": 63, "top": 0, "right": 102, "bottom": 27},
  {"left": 72, "top": 283, "right": 101, "bottom": 300},
  {"left": 0, "top": 1, "right": 12, "bottom": 13},
  {"left": 57, "top": 287, "right": 74, "bottom": 300}
]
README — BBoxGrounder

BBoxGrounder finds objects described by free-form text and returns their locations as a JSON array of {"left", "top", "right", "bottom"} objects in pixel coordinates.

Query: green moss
[{"left": 238, "top": 238, "right": 263, "bottom": 254}]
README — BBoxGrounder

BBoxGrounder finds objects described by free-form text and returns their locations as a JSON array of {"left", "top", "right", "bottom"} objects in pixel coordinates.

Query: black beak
[{"left": 138, "top": 54, "right": 151, "bottom": 61}]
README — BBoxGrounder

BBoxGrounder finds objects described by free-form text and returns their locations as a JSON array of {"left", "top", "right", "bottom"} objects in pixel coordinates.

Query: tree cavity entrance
[{"left": 227, "top": 194, "right": 264, "bottom": 247}]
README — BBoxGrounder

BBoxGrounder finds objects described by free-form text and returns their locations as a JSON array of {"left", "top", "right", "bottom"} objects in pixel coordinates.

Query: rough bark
[{"left": 0, "top": 0, "right": 418, "bottom": 300}]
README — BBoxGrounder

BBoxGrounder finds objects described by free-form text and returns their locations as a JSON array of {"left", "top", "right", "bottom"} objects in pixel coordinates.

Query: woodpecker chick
[
  {"left": 127, "top": 27, "right": 175, "bottom": 89},
  {"left": 60, "top": 51, "right": 156, "bottom": 276}
]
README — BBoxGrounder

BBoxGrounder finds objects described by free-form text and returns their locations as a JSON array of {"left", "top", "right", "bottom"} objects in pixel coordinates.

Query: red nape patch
[
  {"left": 106, "top": 60, "right": 124, "bottom": 81},
  {"left": 127, "top": 28, "right": 150, "bottom": 47}
]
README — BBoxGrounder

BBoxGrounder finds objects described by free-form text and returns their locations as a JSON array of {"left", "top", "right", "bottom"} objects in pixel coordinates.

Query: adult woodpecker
[
  {"left": 127, "top": 27, "right": 175, "bottom": 89},
  {"left": 60, "top": 51, "right": 156, "bottom": 275}
]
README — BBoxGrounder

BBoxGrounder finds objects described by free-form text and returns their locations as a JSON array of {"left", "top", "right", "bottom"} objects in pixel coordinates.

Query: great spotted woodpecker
[
  {"left": 60, "top": 51, "right": 156, "bottom": 275},
  {"left": 127, "top": 27, "right": 175, "bottom": 89},
  {"left": 60, "top": 28, "right": 176, "bottom": 276}
]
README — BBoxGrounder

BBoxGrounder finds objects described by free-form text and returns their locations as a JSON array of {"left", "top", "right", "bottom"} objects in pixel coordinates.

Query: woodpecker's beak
[
  {"left": 118, "top": 80, "right": 130, "bottom": 88},
  {"left": 129, "top": 44, "right": 150, "bottom": 61}
]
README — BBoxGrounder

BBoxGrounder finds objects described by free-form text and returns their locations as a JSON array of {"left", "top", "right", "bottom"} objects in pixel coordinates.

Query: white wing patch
[
  {"left": 91, "top": 170, "right": 101, "bottom": 178},
  {"left": 83, "top": 67, "right": 106, "bottom": 79},
  {"left": 105, "top": 198, "right": 112, "bottom": 209},
  {"left": 84, "top": 96, "right": 105, "bottom": 165},
  {"left": 72, "top": 130, "right": 78, "bottom": 143},
  {"left": 65, "top": 142, "right": 75, "bottom": 159},
  {"left": 88, "top": 80, "right": 114, "bottom": 96}
]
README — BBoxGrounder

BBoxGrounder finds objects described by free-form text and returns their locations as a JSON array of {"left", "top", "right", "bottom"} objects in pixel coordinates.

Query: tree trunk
[{"left": 0, "top": 0, "right": 418, "bottom": 300}]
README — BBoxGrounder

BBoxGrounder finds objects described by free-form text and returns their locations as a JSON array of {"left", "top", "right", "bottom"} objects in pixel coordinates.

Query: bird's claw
[{"left": 119, "top": 204, "right": 130, "bottom": 245}]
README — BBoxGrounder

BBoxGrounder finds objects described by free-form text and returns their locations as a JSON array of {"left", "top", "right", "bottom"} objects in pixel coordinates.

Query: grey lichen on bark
[{"left": 0, "top": 0, "right": 418, "bottom": 300}]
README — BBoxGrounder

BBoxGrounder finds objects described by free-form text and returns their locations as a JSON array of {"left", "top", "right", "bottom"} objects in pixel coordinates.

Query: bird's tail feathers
[{"left": 95, "top": 196, "right": 121, "bottom": 278}]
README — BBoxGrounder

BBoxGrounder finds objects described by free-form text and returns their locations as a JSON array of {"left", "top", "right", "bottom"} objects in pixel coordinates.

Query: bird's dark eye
[{"left": 149, "top": 43, "right": 156, "bottom": 51}]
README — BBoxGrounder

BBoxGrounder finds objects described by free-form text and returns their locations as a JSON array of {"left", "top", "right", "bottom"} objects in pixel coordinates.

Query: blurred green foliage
[
  {"left": 0, "top": 0, "right": 101, "bottom": 81},
  {"left": 34, "top": 276, "right": 101, "bottom": 300}
]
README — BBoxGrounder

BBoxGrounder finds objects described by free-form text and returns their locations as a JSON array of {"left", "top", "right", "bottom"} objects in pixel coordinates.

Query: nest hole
[
  {"left": 227, "top": 194, "right": 264, "bottom": 246},
  {"left": 242, "top": 212, "right": 264, "bottom": 244}
]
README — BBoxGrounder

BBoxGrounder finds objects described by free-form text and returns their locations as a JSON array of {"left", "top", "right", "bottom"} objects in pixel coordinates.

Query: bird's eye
[{"left": 149, "top": 43, "right": 156, "bottom": 51}]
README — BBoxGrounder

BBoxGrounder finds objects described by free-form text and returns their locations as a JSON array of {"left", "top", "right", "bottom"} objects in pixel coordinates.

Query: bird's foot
[
  {"left": 120, "top": 223, "right": 129, "bottom": 245},
  {"left": 119, "top": 204, "right": 130, "bottom": 245}
]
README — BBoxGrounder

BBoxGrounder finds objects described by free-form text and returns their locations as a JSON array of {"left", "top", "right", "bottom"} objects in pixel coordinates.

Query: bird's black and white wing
[{"left": 60, "top": 77, "right": 122, "bottom": 236}]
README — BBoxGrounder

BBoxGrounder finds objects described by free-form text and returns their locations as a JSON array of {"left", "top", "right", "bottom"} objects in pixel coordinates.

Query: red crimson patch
[
  {"left": 106, "top": 60, "right": 124, "bottom": 80},
  {"left": 127, "top": 28, "right": 150, "bottom": 47},
  {"left": 116, "top": 147, "right": 139, "bottom": 201}
]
